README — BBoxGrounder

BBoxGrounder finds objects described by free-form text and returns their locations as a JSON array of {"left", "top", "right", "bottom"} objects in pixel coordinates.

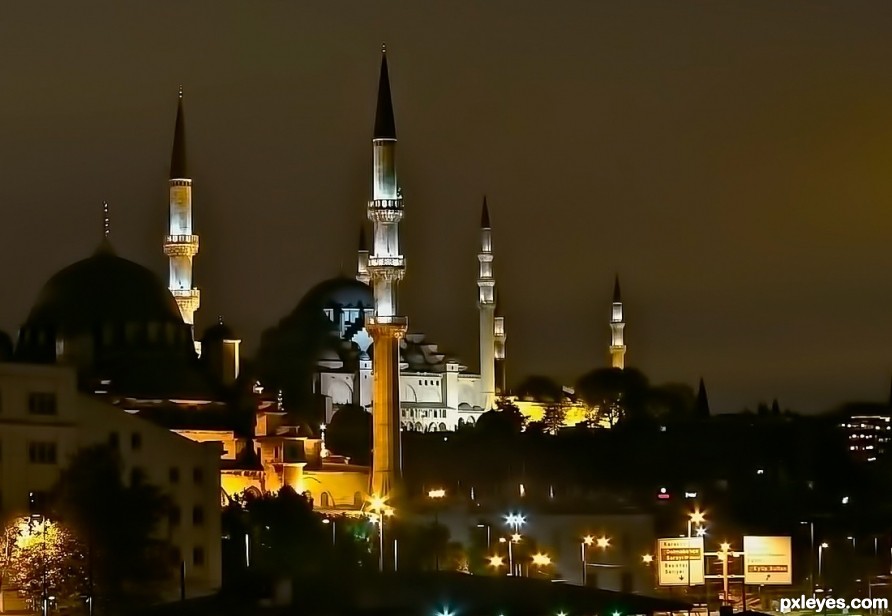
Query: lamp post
[
  {"left": 687, "top": 510, "right": 705, "bottom": 590},
  {"left": 367, "top": 495, "right": 391, "bottom": 573},
  {"left": 801, "top": 521, "right": 815, "bottom": 593},
  {"left": 719, "top": 542, "right": 731, "bottom": 606},
  {"left": 477, "top": 523, "right": 492, "bottom": 551},
  {"left": 818, "top": 542, "right": 829, "bottom": 588},
  {"left": 428, "top": 489, "right": 446, "bottom": 571},
  {"left": 322, "top": 518, "right": 335, "bottom": 545},
  {"left": 531, "top": 552, "right": 552, "bottom": 578},
  {"left": 582, "top": 536, "right": 594, "bottom": 586}
]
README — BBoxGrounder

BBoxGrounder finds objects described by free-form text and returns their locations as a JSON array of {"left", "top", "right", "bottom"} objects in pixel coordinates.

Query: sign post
[
  {"left": 743, "top": 536, "right": 792, "bottom": 585},
  {"left": 658, "top": 537, "right": 705, "bottom": 586}
]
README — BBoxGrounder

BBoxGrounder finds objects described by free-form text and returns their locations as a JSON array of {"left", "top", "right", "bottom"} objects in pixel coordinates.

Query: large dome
[
  {"left": 26, "top": 242, "right": 183, "bottom": 331},
  {"left": 296, "top": 277, "right": 373, "bottom": 312}
]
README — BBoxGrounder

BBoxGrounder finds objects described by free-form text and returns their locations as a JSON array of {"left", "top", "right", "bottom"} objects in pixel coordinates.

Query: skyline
[{"left": 1, "top": 1, "right": 892, "bottom": 413}]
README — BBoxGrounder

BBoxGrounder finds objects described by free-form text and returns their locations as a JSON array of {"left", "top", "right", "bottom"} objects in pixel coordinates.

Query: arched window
[
  {"left": 438, "top": 422, "right": 447, "bottom": 432},
  {"left": 457, "top": 418, "right": 465, "bottom": 428},
  {"left": 415, "top": 422, "right": 423, "bottom": 431},
  {"left": 321, "top": 492, "right": 331, "bottom": 508},
  {"left": 353, "top": 492, "right": 363, "bottom": 507}
]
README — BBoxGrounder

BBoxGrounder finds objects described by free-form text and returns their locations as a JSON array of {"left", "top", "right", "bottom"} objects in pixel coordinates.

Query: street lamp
[
  {"left": 428, "top": 489, "right": 446, "bottom": 571},
  {"left": 531, "top": 552, "right": 551, "bottom": 577},
  {"left": 477, "top": 523, "right": 492, "bottom": 551},
  {"left": 488, "top": 554, "right": 505, "bottom": 571},
  {"left": 322, "top": 518, "right": 335, "bottom": 545},
  {"left": 642, "top": 554, "right": 654, "bottom": 564},
  {"left": 818, "top": 542, "right": 829, "bottom": 587},
  {"left": 505, "top": 513, "right": 526, "bottom": 533},
  {"left": 366, "top": 495, "right": 392, "bottom": 572},
  {"left": 719, "top": 542, "right": 733, "bottom": 605},
  {"left": 582, "top": 536, "right": 594, "bottom": 585},
  {"left": 688, "top": 510, "right": 706, "bottom": 537},
  {"left": 507, "top": 534, "right": 522, "bottom": 576}
]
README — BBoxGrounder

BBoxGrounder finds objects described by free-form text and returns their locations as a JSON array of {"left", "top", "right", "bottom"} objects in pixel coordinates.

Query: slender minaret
[
  {"left": 163, "top": 87, "right": 201, "bottom": 352},
  {"left": 609, "top": 275, "right": 626, "bottom": 369},
  {"left": 366, "top": 46, "right": 407, "bottom": 501},
  {"left": 356, "top": 225, "right": 370, "bottom": 285},
  {"left": 478, "top": 196, "right": 497, "bottom": 409}
]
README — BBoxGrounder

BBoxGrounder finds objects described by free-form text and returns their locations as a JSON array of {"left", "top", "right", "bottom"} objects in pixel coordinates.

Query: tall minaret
[
  {"left": 478, "top": 196, "right": 497, "bottom": 409},
  {"left": 163, "top": 87, "right": 200, "bottom": 350},
  {"left": 609, "top": 275, "right": 626, "bottom": 369},
  {"left": 356, "top": 225, "right": 370, "bottom": 285},
  {"left": 366, "top": 47, "right": 407, "bottom": 501},
  {"left": 494, "top": 311, "right": 507, "bottom": 396}
]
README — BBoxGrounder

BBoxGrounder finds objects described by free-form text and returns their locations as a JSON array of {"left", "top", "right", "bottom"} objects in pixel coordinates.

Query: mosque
[{"left": 3, "top": 50, "right": 627, "bottom": 509}]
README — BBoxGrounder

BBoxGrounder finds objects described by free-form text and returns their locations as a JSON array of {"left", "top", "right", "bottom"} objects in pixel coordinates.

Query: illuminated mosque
[{"left": 5, "top": 50, "right": 627, "bottom": 508}]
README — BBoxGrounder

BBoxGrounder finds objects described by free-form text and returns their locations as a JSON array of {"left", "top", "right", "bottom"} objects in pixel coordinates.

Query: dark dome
[
  {"left": 202, "top": 317, "right": 237, "bottom": 343},
  {"left": 26, "top": 242, "right": 183, "bottom": 332},
  {"left": 297, "top": 277, "right": 373, "bottom": 312}
]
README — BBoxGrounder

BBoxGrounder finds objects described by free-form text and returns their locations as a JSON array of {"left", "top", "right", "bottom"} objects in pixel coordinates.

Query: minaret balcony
[
  {"left": 164, "top": 234, "right": 199, "bottom": 257},
  {"left": 368, "top": 255, "right": 404, "bottom": 268},
  {"left": 367, "top": 199, "right": 404, "bottom": 223},
  {"left": 171, "top": 288, "right": 200, "bottom": 313}
]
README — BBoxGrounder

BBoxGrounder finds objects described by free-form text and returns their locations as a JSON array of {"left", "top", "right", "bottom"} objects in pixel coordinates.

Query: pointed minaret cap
[
  {"left": 373, "top": 45, "right": 397, "bottom": 140},
  {"left": 613, "top": 274, "right": 622, "bottom": 303},
  {"left": 695, "top": 377, "right": 710, "bottom": 418},
  {"left": 95, "top": 201, "right": 115, "bottom": 255},
  {"left": 358, "top": 225, "right": 368, "bottom": 252},
  {"left": 170, "top": 86, "right": 188, "bottom": 178},
  {"left": 481, "top": 195, "right": 491, "bottom": 229}
]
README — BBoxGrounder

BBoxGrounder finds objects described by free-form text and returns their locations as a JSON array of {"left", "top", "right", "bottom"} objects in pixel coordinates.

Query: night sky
[{"left": 1, "top": 2, "right": 891, "bottom": 413}]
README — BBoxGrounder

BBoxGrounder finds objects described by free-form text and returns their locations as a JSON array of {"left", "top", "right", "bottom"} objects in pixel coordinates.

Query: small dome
[
  {"left": 25, "top": 242, "right": 183, "bottom": 333},
  {"left": 202, "top": 317, "right": 237, "bottom": 343},
  {"left": 297, "top": 277, "right": 373, "bottom": 312}
]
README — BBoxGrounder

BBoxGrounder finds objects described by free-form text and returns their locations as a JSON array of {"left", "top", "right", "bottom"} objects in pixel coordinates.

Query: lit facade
[
  {"left": 0, "top": 363, "right": 222, "bottom": 598},
  {"left": 841, "top": 415, "right": 891, "bottom": 462},
  {"left": 610, "top": 275, "right": 626, "bottom": 370}
]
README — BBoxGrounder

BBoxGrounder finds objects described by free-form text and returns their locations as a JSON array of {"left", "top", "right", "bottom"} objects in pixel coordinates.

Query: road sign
[
  {"left": 658, "top": 536, "right": 705, "bottom": 586},
  {"left": 743, "top": 536, "right": 792, "bottom": 585}
]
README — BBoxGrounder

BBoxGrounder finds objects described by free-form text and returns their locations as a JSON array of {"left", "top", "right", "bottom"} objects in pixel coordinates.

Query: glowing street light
[
  {"left": 428, "top": 489, "right": 446, "bottom": 499},
  {"left": 642, "top": 553, "right": 654, "bottom": 564},
  {"left": 819, "top": 542, "right": 829, "bottom": 586},
  {"left": 696, "top": 526, "right": 707, "bottom": 537},
  {"left": 532, "top": 553, "right": 552, "bottom": 566},
  {"left": 504, "top": 513, "right": 526, "bottom": 531},
  {"left": 366, "top": 494, "right": 392, "bottom": 572},
  {"left": 488, "top": 554, "right": 505, "bottom": 568},
  {"left": 596, "top": 536, "right": 610, "bottom": 549}
]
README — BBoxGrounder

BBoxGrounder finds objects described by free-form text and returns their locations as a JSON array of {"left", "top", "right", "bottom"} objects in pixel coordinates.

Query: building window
[
  {"left": 131, "top": 432, "right": 142, "bottom": 450},
  {"left": 169, "top": 467, "right": 180, "bottom": 484},
  {"left": 169, "top": 506, "right": 181, "bottom": 527},
  {"left": 193, "top": 467, "right": 203, "bottom": 484},
  {"left": 193, "top": 546, "right": 205, "bottom": 567},
  {"left": 28, "top": 392, "right": 57, "bottom": 415},
  {"left": 192, "top": 506, "right": 204, "bottom": 526},
  {"left": 109, "top": 432, "right": 119, "bottom": 449},
  {"left": 28, "top": 442, "right": 57, "bottom": 464}
]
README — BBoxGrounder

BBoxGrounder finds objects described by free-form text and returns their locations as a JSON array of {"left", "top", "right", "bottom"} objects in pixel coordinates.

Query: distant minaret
[
  {"left": 366, "top": 46, "right": 407, "bottom": 501},
  {"left": 609, "top": 275, "right": 626, "bottom": 369},
  {"left": 356, "top": 225, "right": 370, "bottom": 285},
  {"left": 478, "top": 196, "right": 497, "bottom": 409},
  {"left": 163, "top": 87, "right": 200, "bottom": 351}
]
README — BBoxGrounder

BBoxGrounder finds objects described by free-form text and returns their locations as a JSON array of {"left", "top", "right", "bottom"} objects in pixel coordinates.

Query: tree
[
  {"left": 541, "top": 405, "right": 566, "bottom": 434},
  {"left": 575, "top": 368, "right": 650, "bottom": 426},
  {"left": 51, "top": 445, "right": 171, "bottom": 612},
  {"left": 326, "top": 404, "right": 372, "bottom": 465},
  {"left": 476, "top": 399, "right": 526, "bottom": 436},
  {"left": 513, "top": 375, "right": 563, "bottom": 403},
  {"left": 3, "top": 517, "right": 87, "bottom": 611},
  {"left": 241, "top": 487, "right": 331, "bottom": 577}
]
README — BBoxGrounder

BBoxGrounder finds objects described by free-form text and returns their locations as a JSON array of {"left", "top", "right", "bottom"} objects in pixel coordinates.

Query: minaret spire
[
  {"left": 163, "top": 87, "right": 201, "bottom": 352},
  {"left": 103, "top": 201, "right": 110, "bottom": 238},
  {"left": 478, "top": 195, "right": 497, "bottom": 409},
  {"left": 373, "top": 46, "right": 396, "bottom": 140},
  {"left": 609, "top": 274, "right": 626, "bottom": 369},
  {"left": 366, "top": 48, "right": 407, "bottom": 506},
  {"left": 695, "top": 377, "right": 710, "bottom": 418}
]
